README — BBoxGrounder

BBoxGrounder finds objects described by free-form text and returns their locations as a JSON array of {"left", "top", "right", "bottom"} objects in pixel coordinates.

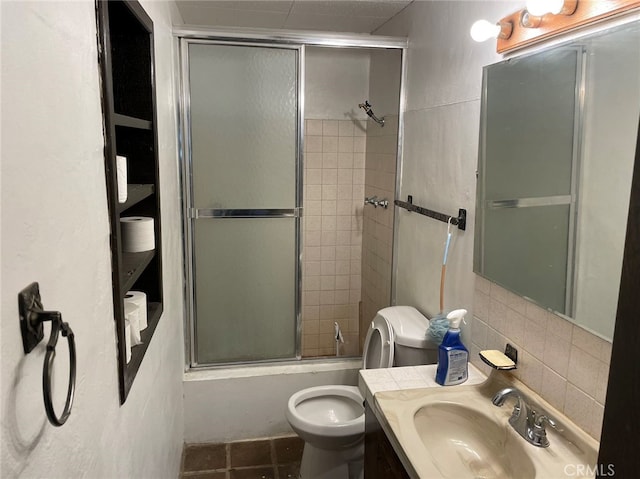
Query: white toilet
[{"left": 286, "top": 306, "right": 436, "bottom": 479}]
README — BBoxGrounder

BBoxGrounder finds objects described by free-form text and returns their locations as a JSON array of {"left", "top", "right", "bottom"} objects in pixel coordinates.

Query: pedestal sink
[
  {"left": 373, "top": 374, "right": 599, "bottom": 478},
  {"left": 414, "top": 402, "right": 535, "bottom": 478}
]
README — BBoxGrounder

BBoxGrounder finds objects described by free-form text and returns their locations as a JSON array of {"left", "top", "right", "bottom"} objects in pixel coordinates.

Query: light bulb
[
  {"left": 470, "top": 19, "right": 501, "bottom": 42},
  {"left": 526, "top": 0, "right": 576, "bottom": 16}
]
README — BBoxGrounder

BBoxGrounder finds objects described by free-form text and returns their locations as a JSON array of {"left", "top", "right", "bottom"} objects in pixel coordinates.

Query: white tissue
[
  {"left": 125, "top": 319, "right": 132, "bottom": 363},
  {"left": 120, "top": 216, "right": 155, "bottom": 252},
  {"left": 125, "top": 291, "right": 148, "bottom": 330},
  {"left": 116, "top": 155, "right": 128, "bottom": 204},
  {"left": 125, "top": 302, "right": 143, "bottom": 346}
]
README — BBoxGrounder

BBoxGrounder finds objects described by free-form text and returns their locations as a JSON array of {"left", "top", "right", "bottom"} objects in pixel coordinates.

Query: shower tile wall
[
  {"left": 301, "top": 119, "right": 367, "bottom": 357},
  {"left": 360, "top": 115, "right": 398, "bottom": 350}
]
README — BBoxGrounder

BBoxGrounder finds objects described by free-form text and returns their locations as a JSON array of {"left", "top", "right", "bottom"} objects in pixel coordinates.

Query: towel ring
[
  {"left": 18, "top": 282, "right": 76, "bottom": 427},
  {"left": 43, "top": 316, "right": 76, "bottom": 427}
]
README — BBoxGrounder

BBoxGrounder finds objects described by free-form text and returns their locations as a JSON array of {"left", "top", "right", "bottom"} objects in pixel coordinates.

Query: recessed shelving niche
[{"left": 96, "top": 0, "right": 163, "bottom": 403}]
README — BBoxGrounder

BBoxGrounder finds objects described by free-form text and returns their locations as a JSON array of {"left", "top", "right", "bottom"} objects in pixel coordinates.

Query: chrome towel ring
[{"left": 19, "top": 282, "right": 77, "bottom": 427}]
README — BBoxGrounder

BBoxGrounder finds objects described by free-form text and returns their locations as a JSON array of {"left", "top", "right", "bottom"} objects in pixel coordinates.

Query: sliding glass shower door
[{"left": 183, "top": 42, "right": 301, "bottom": 365}]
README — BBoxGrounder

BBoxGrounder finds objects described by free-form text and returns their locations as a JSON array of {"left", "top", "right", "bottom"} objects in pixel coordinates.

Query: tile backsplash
[{"left": 470, "top": 275, "right": 611, "bottom": 441}]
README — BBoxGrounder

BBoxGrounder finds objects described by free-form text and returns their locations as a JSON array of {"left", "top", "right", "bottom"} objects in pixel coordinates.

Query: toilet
[{"left": 286, "top": 306, "right": 436, "bottom": 479}]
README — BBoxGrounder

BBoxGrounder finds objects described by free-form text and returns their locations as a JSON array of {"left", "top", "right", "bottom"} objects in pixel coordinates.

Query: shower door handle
[{"left": 191, "top": 208, "right": 301, "bottom": 219}]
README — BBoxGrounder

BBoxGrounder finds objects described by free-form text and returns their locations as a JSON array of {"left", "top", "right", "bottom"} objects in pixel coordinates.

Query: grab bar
[{"left": 395, "top": 195, "right": 467, "bottom": 230}]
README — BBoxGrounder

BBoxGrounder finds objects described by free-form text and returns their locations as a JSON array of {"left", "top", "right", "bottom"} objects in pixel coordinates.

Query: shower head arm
[{"left": 358, "top": 100, "right": 385, "bottom": 127}]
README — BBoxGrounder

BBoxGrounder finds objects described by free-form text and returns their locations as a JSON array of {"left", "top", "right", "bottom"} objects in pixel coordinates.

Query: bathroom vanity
[
  {"left": 364, "top": 401, "right": 410, "bottom": 479},
  {"left": 359, "top": 365, "right": 599, "bottom": 478}
]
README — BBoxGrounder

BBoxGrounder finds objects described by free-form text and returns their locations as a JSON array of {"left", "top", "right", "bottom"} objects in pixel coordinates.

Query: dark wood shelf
[
  {"left": 98, "top": 0, "right": 163, "bottom": 405},
  {"left": 114, "top": 113, "right": 152, "bottom": 129},
  {"left": 121, "top": 249, "right": 156, "bottom": 293},
  {"left": 123, "top": 302, "right": 163, "bottom": 394},
  {"left": 117, "top": 184, "right": 155, "bottom": 213}
]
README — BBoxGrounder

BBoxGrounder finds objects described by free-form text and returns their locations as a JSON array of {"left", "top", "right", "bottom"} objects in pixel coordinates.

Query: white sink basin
[
  {"left": 374, "top": 377, "right": 599, "bottom": 479},
  {"left": 414, "top": 402, "right": 536, "bottom": 478}
]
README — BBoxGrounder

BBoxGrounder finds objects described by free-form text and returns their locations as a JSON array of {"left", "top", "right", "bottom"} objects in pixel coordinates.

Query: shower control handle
[{"left": 364, "top": 196, "right": 389, "bottom": 209}]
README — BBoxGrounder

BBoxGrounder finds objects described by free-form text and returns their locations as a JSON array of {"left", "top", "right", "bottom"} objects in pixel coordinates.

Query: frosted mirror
[{"left": 474, "top": 21, "right": 640, "bottom": 341}]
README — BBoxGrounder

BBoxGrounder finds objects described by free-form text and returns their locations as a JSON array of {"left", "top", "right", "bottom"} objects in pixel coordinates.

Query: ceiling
[{"left": 175, "top": 0, "right": 413, "bottom": 34}]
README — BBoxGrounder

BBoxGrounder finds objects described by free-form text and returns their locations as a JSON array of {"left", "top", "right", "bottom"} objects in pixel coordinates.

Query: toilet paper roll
[
  {"left": 125, "top": 319, "right": 132, "bottom": 363},
  {"left": 120, "top": 216, "right": 155, "bottom": 252},
  {"left": 116, "top": 155, "right": 128, "bottom": 204},
  {"left": 125, "top": 302, "right": 143, "bottom": 346},
  {"left": 125, "top": 291, "right": 147, "bottom": 330}
]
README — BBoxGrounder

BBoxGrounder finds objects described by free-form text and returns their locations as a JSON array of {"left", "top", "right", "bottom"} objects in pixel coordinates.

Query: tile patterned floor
[{"left": 181, "top": 436, "right": 304, "bottom": 479}]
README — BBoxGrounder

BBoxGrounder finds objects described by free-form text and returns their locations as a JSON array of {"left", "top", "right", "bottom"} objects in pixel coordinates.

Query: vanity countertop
[
  {"left": 359, "top": 364, "right": 599, "bottom": 479},
  {"left": 358, "top": 364, "right": 487, "bottom": 478},
  {"left": 358, "top": 363, "right": 486, "bottom": 407}
]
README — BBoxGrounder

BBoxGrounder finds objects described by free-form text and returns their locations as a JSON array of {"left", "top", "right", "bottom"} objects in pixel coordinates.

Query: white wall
[
  {"left": 1, "top": 1, "right": 185, "bottom": 477},
  {"left": 376, "top": 0, "right": 512, "bottom": 323},
  {"left": 305, "top": 47, "right": 371, "bottom": 120}
]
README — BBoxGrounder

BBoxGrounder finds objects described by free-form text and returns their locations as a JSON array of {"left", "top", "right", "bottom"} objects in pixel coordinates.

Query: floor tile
[
  {"left": 229, "top": 466, "right": 276, "bottom": 479},
  {"left": 182, "top": 472, "right": 228, "bottom": 479},
  {"left": 230, "top": 440, "right": 273, "bottom": 468},
  {"left": 183, "top": 444, "right": 227, "bottom": 472},
  {"left": 273, "top": 436, "right": 304, "bottom": 464},
  {"left": 278, "top": 463, "right": 301, "bottom": 479}
]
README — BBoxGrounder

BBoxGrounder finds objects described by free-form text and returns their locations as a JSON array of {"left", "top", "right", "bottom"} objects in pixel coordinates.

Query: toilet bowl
[
  {"left": 286, "top": 306, "right": 436, "bottom": 479},
  {"left": 286, "top": 386, "right": 364, "bottom": 449}
]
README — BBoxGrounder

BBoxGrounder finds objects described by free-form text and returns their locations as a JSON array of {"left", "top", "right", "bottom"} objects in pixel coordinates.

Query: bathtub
[{"left": 183, "top": 358, "right": 362, "bottom": 443}]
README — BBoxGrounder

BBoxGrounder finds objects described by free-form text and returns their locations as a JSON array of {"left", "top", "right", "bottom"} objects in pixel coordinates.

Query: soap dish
[{"left": 479, "top": 344, "right": 517, "bottom": 370}]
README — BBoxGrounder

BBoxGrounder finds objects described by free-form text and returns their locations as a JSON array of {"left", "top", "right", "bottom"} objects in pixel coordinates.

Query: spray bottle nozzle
[{"left": 446, "top": 309, "right": 467, "bottom": 330}]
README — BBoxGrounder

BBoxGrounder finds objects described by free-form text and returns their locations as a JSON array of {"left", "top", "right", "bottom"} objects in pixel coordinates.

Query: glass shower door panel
[
  {"left": 189, "top": 43, "right": 297, "bottom": 209},
  {"left": 188, "top": 42, "right": 299, "bottom": 365},
  {"left": 194, "top": 219, "right": 296, "bottom": 364}
]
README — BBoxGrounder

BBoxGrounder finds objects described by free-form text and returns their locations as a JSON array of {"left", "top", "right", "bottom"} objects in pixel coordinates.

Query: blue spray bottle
[{"left": 435, "top": 309, "right": 469, "bottom": 386}]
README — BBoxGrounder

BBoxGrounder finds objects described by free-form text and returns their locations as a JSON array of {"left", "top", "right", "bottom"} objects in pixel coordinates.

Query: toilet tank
[{"left": 376, "top": 306, "right": 438, "bottom": 366}]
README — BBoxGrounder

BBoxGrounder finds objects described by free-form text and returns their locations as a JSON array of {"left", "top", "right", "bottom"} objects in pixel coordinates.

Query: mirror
[{"left": 474, "top": 20, "right": 640, "bottom": 341}]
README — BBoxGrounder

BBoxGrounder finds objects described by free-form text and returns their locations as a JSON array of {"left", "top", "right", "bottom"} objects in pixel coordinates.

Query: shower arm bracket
[{"left": 358, "top": 100, "right": 385, "bottom": 127}]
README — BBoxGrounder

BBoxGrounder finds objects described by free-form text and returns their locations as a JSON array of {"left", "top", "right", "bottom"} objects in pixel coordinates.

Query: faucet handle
[
  {"left": 534, "top": 414, "right": 555, "bottom": 427},
  {"left": 534, "top": 414, "right": 561, "bottom": 431},
  {"left": 530, "top": 414, "right": 560, "bottom": 448}
]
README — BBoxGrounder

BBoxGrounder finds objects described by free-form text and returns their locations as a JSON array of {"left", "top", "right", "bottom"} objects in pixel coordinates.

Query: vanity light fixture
[
  {"left": 472, "top": 0, "right": 637, "bottom": 53},
  {"left": 470, "top": 19, "right": 513, "bottom": 42},
  {"left": 525, "top": 0, "right": 578, "bottom": 16}
]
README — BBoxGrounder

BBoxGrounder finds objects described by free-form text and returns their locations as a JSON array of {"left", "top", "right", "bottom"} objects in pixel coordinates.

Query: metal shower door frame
[
  {"left": 179, "top": 38, "right": 304, "bottom": 368},
  {"left": 176, "top": 28, "right": 408, "bottom": 370}
]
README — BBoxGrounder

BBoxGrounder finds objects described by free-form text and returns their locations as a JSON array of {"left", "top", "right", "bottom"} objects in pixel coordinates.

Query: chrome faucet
[{"left": 492, "top": 387, "right": 556, "bottom": 447}]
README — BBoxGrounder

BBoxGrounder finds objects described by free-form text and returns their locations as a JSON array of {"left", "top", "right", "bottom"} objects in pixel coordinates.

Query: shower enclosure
[{"left": 178, "top": 30, "right": 405, "bottom": 367}]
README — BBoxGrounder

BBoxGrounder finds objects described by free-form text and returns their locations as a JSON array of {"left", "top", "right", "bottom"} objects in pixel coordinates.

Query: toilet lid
[{"left": 362, "top": 316, "right": 395, "bottom": 369}]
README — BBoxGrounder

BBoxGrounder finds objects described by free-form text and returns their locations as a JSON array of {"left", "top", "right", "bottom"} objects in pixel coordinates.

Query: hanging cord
[
  {"left": 427, "top": 218, "right": 455, "bottom": 344},
  {"left": 439, "top": 217, "right": 454, "bottom": 312}
]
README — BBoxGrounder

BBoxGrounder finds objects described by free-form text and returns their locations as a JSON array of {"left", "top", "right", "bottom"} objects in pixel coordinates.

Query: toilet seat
[
  {"left": 362, "top": 315, "right": 395, "bottom": 369},
  {"left": 286, "top": 385, "right": 364, "bottom": 441}
]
